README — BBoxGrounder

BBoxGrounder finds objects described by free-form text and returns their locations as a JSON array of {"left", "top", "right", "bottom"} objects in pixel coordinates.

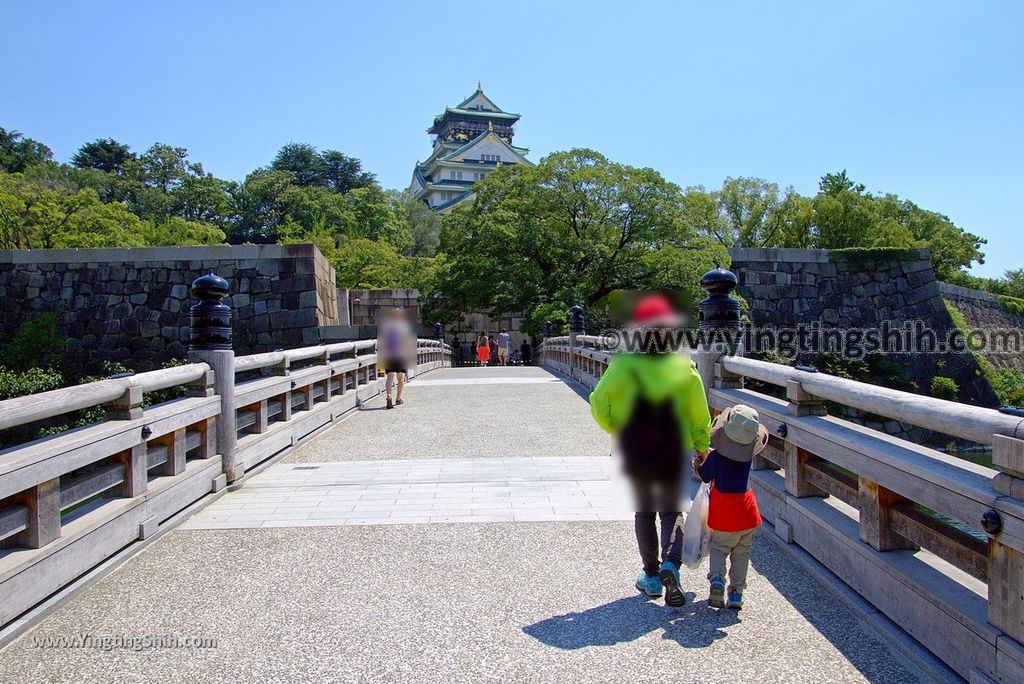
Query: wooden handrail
[
  {"left": 722, "top": 355, "right": 1024, "bottom": 445},
  {"left": 0, "top": 362, "right": 210, "bottom": 431}
]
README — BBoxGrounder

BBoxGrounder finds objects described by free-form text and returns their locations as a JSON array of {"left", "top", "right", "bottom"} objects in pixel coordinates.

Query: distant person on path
[
  {"left": 693, "top": 405, "right": 766, "bottom": 610},
  {"left": 488, "top": 335, "right": 498, "bottom": 365},
  {"left": 476, "top": 331, "right": 490, "bottom": 366},
  {"left": 520, "top": 339, "right": 533, "bottom": 365},
  {"left": 589, "top": 294, "right": 711, "bottom": 607},
  {"left": 497, "top": 328, "right": 511, "bottom": 366},
  {"left": 377, "top": 308, "right": 415, "bottom": 410}
]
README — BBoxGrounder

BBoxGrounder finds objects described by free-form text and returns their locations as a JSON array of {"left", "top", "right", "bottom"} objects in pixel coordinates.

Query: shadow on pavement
[
  {"left": 748, "top": 536, "right": 922, "bottom": 683},
  {"left": 537, "top": 366, "right": 593, "bottom": 401},
  {"left": 523, "top": 593, "right": 740, "bottom": 650}
]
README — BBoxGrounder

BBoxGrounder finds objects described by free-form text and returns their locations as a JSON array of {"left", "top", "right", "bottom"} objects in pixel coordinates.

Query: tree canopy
[
  {"left": 429, "top": 149, "right": 727, "bottom": 333},
  {"left": 0, "top": 123, "right": 1010, "bottom": 315},
  {"left": 680, "top": 170, "right": 985, "bottom": 279}
]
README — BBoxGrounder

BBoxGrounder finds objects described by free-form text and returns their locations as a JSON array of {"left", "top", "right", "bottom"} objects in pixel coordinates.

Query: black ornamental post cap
[
  {"left": 191, "top": 271, "right": 229, "bottom": 299},
  {"left": 544, "top": 320, "right": 553, "bottom": 338},
  {"left": 568, "top": 304, "right": 585, "bottom": 334},
  {"left": 189, "top": 270, "right": 233, "bottom": 351},
  {"left": 434, "top": 322, "right": 443, "bottom": 340},
  {"left": 700, "top": 263, "right": 739, "bottom": 296},
  {"left": 698, "top": 263, "right": 742, "bottom": 330}
]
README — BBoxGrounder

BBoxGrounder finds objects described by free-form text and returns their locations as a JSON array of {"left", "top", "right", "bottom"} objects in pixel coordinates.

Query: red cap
[{"left": 630, "top": 294, "right": 678, "bottom": 324}]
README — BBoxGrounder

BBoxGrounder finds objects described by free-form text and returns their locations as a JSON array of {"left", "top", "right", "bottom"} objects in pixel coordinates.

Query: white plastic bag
[{"left": 679, "top": 483, "right": 711, "bottom": 569}]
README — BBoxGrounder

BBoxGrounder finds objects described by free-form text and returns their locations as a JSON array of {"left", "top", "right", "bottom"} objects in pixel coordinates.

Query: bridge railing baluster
[
  {"left": 698, "top": 351, "right": 1024, "bottom": 681},
  {"left": 0, "top": 271, "right": 453, "bottom": 640}
]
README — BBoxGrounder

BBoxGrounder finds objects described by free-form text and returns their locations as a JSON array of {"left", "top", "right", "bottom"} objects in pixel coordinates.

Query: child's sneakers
[
  {"left": 708, "top": 575, "right": 726, "bottom": 608},
  {"left": 659, "top": 560, "right": 686, "bottom": 607},
  {"left": 727, "top": 591, "right": 744, "bottom": 610},
  {"left": 635, "top": 572, "right": 663, "bottom": 598}
]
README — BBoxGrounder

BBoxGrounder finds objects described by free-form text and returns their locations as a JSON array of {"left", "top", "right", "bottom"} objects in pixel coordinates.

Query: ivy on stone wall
[
  {"left": 999, "top": 295, "right": 1024, "bottom": 317},
  {"left": 944, "top": 299, "right": 1024, "bottom": 407},
  {"left": 828, "top": 247, "right": 924, "bottom": 267}
]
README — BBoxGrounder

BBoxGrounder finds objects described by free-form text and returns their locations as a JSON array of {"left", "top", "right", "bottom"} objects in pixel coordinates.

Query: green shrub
[
  {"left": 1, "top": 313, "right": 62, "bottom": 371},
  {"left": 0, "top": 365, "right": 65, "bottom": 400},
  {"left": 990, "top": 368, "right": 1024, "bottom": 407},
  {"left": 930, "top": 376, "right": 960, "bottom": 401},
  {"left": 999, "top": 295, "right": 1024, "bottom": 317}
]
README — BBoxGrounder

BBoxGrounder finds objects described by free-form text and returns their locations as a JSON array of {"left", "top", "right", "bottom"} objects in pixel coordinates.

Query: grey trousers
[
  {"left": 631, "top": 478, "right": 682, "bottom": 576},
  {"left": 708, "top": 527, "right": 757, "bottom": 593}
]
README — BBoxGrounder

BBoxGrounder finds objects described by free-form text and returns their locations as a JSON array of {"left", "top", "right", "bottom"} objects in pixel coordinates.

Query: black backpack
[{"left": 618, "top": 370, "right": 684, "bottom": 481}]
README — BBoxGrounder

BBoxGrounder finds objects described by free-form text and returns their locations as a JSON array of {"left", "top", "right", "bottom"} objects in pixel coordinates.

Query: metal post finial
[
  {"left": 569, "top": 304, "right": 585, "bottom": 334},
  {"left": 189, "top": 271, "right": 232, "bottom": 351},
  {"left": 698, "top": 265, "right": 741, "bottom": 330}
]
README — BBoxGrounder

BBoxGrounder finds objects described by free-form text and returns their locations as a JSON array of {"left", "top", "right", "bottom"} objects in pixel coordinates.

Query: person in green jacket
[{"left": 589, "top": 294, "right": 712, "bottom": 607}]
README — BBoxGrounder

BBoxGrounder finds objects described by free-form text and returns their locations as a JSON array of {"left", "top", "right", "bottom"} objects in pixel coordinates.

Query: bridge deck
[{"left": 0, "top": 367, "right": 924, "bottom": 683}]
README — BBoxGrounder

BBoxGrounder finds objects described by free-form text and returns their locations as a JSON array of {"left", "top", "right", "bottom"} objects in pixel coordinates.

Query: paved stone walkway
[
  {"left": 0, "top": 366, "right": 925, "bottom": 684},
  {"left": 181, "top": 457, "right": 632, "bottom": 529}
]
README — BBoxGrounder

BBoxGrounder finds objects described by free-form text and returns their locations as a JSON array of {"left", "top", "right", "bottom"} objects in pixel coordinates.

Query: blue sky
[{"left": 3, "top": 1, "right": 1021, "bottom": 277}]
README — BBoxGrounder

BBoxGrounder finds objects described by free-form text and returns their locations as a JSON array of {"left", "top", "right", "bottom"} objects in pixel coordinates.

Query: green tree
[
  {"left": 334, "top": 238, "right": 406, "bottom": 288},
  {"left": 170, "top": 172, "right": 233, "bottom": 224},
  {"left": 321, "top": 149, "right": 375, "bottom": 193},
  {"left": 0, "top": 127, "right": 53, "bottom": 172},
  {"left": 138, "top": 143, "right": 193, "bottom": 193},
  {"left": 71, "top": 138, "right": 134, "bottom": 173},
  {"left": 717, "top": 177, "right": 781, "bottom": 247},
  {"left": 139, "top": 216, "right": 226, "bottom": 246},
  {"left": 430, "top": 149, "right": 726, "bottom": 331},
  {"left": 1004, "top": 269, "right": 1024, "bottom": 298},
  {"left": 346, "top": 185, "right": 410, "bottom": 251},
  {"left": 272, "top": 143, "right": 327, "bottom": 187},
  {"left": 229, "top": 169, "right": 294, "bottom": 243},
  {"left": 396, "top": 190, "right": 442, "bottom": 256},
  {"left": 0, "top": 174, "right": 145, "bottom": 249}
]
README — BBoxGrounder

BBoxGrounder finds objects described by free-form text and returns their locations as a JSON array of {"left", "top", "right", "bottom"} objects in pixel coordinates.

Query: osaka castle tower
[{"left": 408, "top": 83, "right": 532, "bottom": 212}]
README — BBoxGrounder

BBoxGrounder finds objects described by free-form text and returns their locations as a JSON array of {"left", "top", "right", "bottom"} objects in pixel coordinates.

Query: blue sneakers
[
  {"left": 635, "top": 572, "right": 663, "bottom": 598},
  {"left": 708, "top": 575, "right": 726, "bottom": 608},
  {"left": 727, "top": 591, "right": 744, "bottom": 610},
  {"left": 658, "top": 560, "right": 686, "bottom": 607}
]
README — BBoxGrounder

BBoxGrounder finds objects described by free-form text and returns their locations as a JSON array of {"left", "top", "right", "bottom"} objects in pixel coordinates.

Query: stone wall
[
  {"left": 341, "top": 288, "right": 422, "bottom": 326},
  {"left": 728, "top": 247, "right": 1000, "bottom": 409},
  {"left": 940, "top": 282, "right": 1024, "bottom": 373},
  {"left": 0, "top": 244, "right": 339, "bottom": 376}
]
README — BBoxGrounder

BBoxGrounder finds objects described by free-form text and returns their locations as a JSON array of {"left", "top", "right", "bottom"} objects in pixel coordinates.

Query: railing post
[
  {"left": 152, "top": 428, "right": 187, "bottom": 477},
  {"left": 543, "top": 321, "right": 552, "bottom": 366},
  {"left": 186, "top": 271, "right": 239, "bottom": 484},
  {"left": 434, "top": 322, "right": 444, "bottom": 367},
  {"left": 15, "top": 478, "right": 60, "bottom": 549},
  {"left": 696, "top": 264, "right": 742, "bottom": 392},
  {"left": 786, "top": 380, "right": 827, "bottom": 417},
  {"left": 783, "top": 379, "right": 829, "bottom": 499},
  {"left": 988, "top": 435, "right": 1024, "bottom": 649},
  {"left": 187, "top": 369, "right": 217, "bottom": 459},
  {"left": 858, "top": 477, "right": 917, "bottom": 551},
  {"left": 568, "top": 305, "right": 584, "bottom": 381},
  {"left": 113, "top": 444, "right": 148, "bottom": 497},
  {"left": 103, "top": 383, "right": 143, "bottom": 421}
]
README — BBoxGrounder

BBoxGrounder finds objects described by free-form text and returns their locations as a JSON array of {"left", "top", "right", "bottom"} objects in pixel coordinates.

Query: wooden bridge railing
[
  {"left": 540, "top": 335, "right": 1024, "bottom": 682},
  {"left": 0, "top": 330, "right": 449, "bottom": 631}
]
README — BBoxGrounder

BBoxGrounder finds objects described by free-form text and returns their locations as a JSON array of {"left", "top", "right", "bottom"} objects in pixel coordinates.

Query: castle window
[{"left": 450, "top": 171, "right": 463, "bottom": 180}]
